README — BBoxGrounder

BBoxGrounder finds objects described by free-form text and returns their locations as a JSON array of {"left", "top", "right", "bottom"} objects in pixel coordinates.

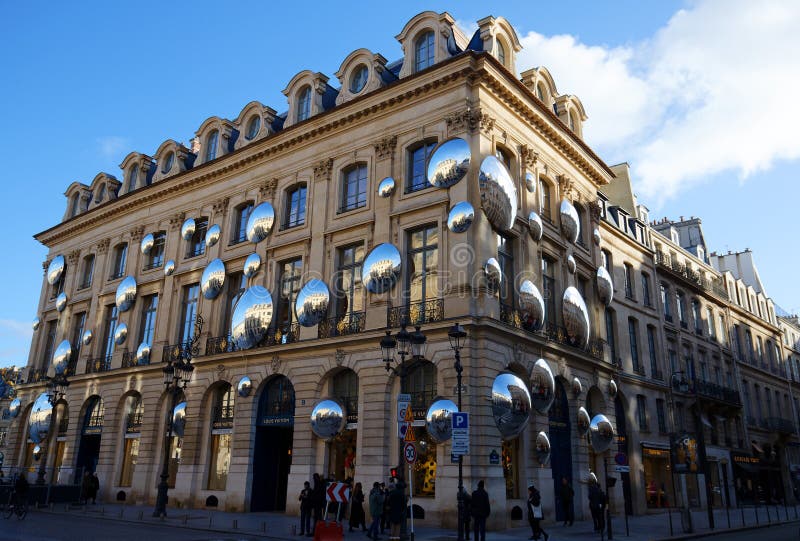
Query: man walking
[
  {"left": 368, "top": 481, "right": 384, "bottom": 540},
  {"left": 470, "top": 480, "right": 490, "bottom": 541},
  {"left": 559, "top": 476, "right": 574, "bottom": 526}
]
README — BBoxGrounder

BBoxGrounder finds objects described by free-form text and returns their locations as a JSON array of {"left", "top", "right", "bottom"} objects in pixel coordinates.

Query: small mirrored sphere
[
  {"left": 310, "top": 399, "right": 345, "bottom": 440},
  {"left": 528, "top": 211, "right": 543, "bottom": 241},
  {"left": 560, "top": 200, "right": 580, "bottom": 244},
  {"left": 589, "top": 414, "right": 615, "bottom": 453},
  {"left": 9, "top": 398, "right": 21, "bottom": 418},
  {"left": 246, "top": 202, "right": 276, "bottom": 243},
  {"left": 172, "top": 402, "right": 187, "bottom": 437},
  {"left": 525, "top": 172, "right": 537, "bottom": 194},
  {"left": 491, "top": 372, "right": 532, "bottom": 440},
  {"left": 28, "top": 393, "right": 53, "bottom": 444},
  {"left": 205, "top": 224, "right": 221, "bottom": 249},
  {"left": 572, "top": 377, "right": 583, "bottom": 397},
  {"left": 52, "top": 339, "right": 73, "bottom": 375},
  {"left": 377, "top": 177, "right": 396, "bottom": 198},
  {"left": 231, "top": 286, "right": 274, "bottom": 350},
  {"left": 593, "top": 227, "right": 602, "bottom": 246},
  {"left": 531, "top": 359, "right": 556, "bottom": 414},
  {"left": 135, "top": 342, "right": 151, "bottom": 365},
  {"left": 567, "top": 255, "right": 576, "bottom": 274},
  {"left": 32, "top": 317, "right": 40, "bottom": 331},
  {"left": 536, "top": 431, "right": 551, "bottom": 465},
  {"left": 361, "top": 243, "right": 402, "bottom": 294},
  {"left": 116, "top": 276, "right": 138, "bottom": 312},
  {"left": 427, "top": 138, "right": 470, "bottom": 188},
  {"left": 577, "top": 407, "right": 591, "bottom": 436},
  {"left": 479, "top": 155, "right": 517, "bottom": 232},
  {"left": 201, "top": 258, "right": 226, "bottom": 300},
  {"left": 609, "top": 379, "right": 618, "bottom": 398},
  {"left": 597, "top": 266, "right": 614, "bottom": 306},
  {"left": 181, "top": 218, "right": 196, "bottom": 241},
  {"left": 447, "top": 201, "right": 475, "bottom": 234},
  {"left": 237, "top": 376, "right": 252, "bottom": 398},
  {"left": 164, "top": 260, "right": 175, "bottom": 276},
  {"left": 140, "top": 233, "right": 154, "bottom": 255},
  {"left": 55, "top": 293, "right": 68, "bottom": 313},
  {"left": 562, "top": 287, "right": 590, "bottom": 348},
  {"left": 425, "top": 398, "right": 458, "bottom": 443},
  {"left": 518, "top": 280, "right": 545, "bottom": 331},
  {"left": 47, "top": 255, "right": 66, "bottom": 286},
  {"left": 243, "top": 253, "right": 262, "bottom": 278},
  {"left": 33, "top": 445, "right": 43, "bottom": 461},
  {"left": 114, "top": 323, "right": 128, "bottom": 345},
  {"left": 484, "top": 258, "right": 502, "bottom": 291},
  {"left": 295, "top": 279, "right": 330, "bottom": 327},
  {"left": 82, "top": 329, "right": 93, "bottom": 346}
]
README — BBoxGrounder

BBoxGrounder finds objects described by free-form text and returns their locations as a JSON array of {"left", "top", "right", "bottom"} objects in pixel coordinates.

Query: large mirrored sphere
[
  {"left": 525, "top": 172, "right": 537, "bottom": 194},
  {"left": 609, "top": 379, "right": 618, "bottom": 398},
  {"left": 55, "top": 293, "right": 68, "bottom": 313},
  {"left": 28, "top": 393, "right": 53, "bottom": 443},
  {"left": 479, "top": 155, "right": 517, "bottom": 232},
  {"left": 427, "top": 138, "right": 470, "bottom": 188},
  {"left": 237, "top": 376, "right": 253, "bottom": 397},
  {"left": 528, "top": 211, "right": 543, "bottom": 241},
  {"left": 378, "top": 177, "right": 396, "bottom": 198},
  {"left": 597, "top": 266, "right": 614, "bottom": 306},
  {"left": 201, "top": 258, "right": 226, "bottom": 300},
  {"left": 231, "top": 286, "right": 274, "bottom": 350},
  {"left": 593, "top": 227, "right": 602, "bottom": 246},
  {"left": 590, "top": 414, "right": 615, "bottom": 453},
  {"left": 560, "top": 200, "right": 580, "bottom": 244},
  {"left": 172, "top": 401, "right": 187, "bottom": 437},
  {"left": 310, "top": 399, "right": 345, "bottom": 440},
  {"left": 115, "top": 276, "right": 138, "bottom": 312},
  {"left": 425, "top": 398, "right": 458, "bottom": 443},
  {"left": 114, "top": 322, "right": 128, "bottom": 345},
  {"left": 295, "top": 279, "right": 330, "bottom": 327},
  {"left": 562, "top": 287, "right": 590, "bottom": 348},
  {"left": 9, "top": 398, "right": 21, "bottom": 418},
  {"left": 246, "top": 202, "right": 276, "bottom": 243},
  {"left": 32, "top": 317, "right": 40, "bottom": 331},
  {"left": 82, "top": 329, "right": 93, "bottom": 346},
  {"left": 447, "top": 201, "right": 475, "bottom": 234},
  {"left": 362, "top": 243, "right": 402, "bottom": 294},
  {"left": 536, "top": 431, "right": 551, "bottom": 465},
  {"left": 572, "top": 376, "right": 583, "bottom": 397},
  {"left": 205, "top": 224, "right": 221, "bottom": 249},
  {"left": 531, "top": 359, "right": 555, "bottom": 414},
  {"left": 491, "top": 372, "right": 532, "bottom": 440},
  {"left": 47, "top": 255, "right": 66, "bottom": 286},
  {"left": 140, "top": 233, "right": 154, "bottom": 255},
  {"left": 567, "top": 255, "right": 576, "bottom": 274},
  {"left": 135, "top": 342, "right": 151, "bottom": 365},
  {"left": 484, "top": 257, "right": 502, "bottom": 291},
  {"left": 164, "top": 259, "right": 176, "bottom": 276},
  {"left": 519, "top": 280, "right": 545, "bottom": 331},
  {"left": 181, "top": 218, "right": 196, "bottom": 241},
  {"left": 243, "top": 253, "right": 262, "bottom": 278},
  {"left": 52, "top": 339, "right": 73, "bottom": 375},
  {"left": 33, "top": 445, "right": 43, "bottom": 461},
  {"left": 577, "top": 407, "right": 591, "bottom": 436}
]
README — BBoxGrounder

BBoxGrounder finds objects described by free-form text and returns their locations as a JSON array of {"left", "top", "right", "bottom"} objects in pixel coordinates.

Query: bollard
[
  {"left": 292, "top": 524, "right": 297, "bottom": 536},
  {"left": 209, "top": 515, "right": 213, "bottom": 528},
  {"left": 262, "top": 521, "right": 267, "bottom": 532},
  {"left": 182, "top": 515, "right": 188, "bottom": 525},
  {"left": 49, "top": 502, "right": 54, "bottom": 511},
  {"left": 101, "top": 507, "right": 105, "bottom": 516},
  {"left": 233, "top": 518, "right": 238, "bottom": 530},
  {"left": 119, "top": 507, "right": 124, "bottom": 519},
  {"left": 138, "top": 510, "right": 144, "bottom": 521}
]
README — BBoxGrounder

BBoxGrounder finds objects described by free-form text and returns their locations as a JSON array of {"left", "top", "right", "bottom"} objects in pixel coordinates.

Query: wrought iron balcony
[
  {"left": 205, "top": 335, "right": 237, "bottom": 356},
  {"left": 212, "top": 405, "right": 235, "bottom": 430},
  {"left": 693, "top": 379, "right": 742, "bottom": 406},
  {"left": 86, "top": 356, "right": 112, "bottom": 374},
  {"left": 25, "top": 368, "right": 46, "bottom": 384},
  {"left": 121, "top": 348, "right": 135, "bottom": 368},
  {"left": 318, "top": 312, "right": 365, "bottom": 339},
  {"left": 259, "top": 323, "right": 301, "bottom": 347},
  {"left": 654, "top": 251, "right": 729, "bottom": 301},
  {"left": 387, "top": 299, "right": 444, "bottom": 328},
  {"left": 162, "top": 340, "right": 196, "bottom": 364}
]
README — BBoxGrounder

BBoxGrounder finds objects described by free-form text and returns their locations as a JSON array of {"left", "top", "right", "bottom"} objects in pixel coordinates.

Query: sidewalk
[{"left": 38, "top": 502, "right": 800, "bottom": 541}]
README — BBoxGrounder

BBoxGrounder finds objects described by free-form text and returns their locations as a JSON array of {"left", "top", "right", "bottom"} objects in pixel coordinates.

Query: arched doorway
[
  {"left": 328, "top": 369, "right": 358, "bottom": 482},
  {"left": 76, "top": 396, "right": 104, "bottom": 476},
  {"left": 251, "top": 375, "right": 294, "bottom": 511},
  {"left": 549, "top": 378, "right": 573, "bottom": 522},
  {"left": 615, "top": 394, "right": 632, "bottom": 515}
]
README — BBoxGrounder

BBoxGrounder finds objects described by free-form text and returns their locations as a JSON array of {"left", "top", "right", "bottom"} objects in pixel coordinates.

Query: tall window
[
  {"left": 692, "top": 299, "right": 702, "bottom": 333},
  {"left": 102, "top": 305, "right": 119, "bottom": 359},
  {"left": 407, "top": 140, "right": 436, "bottom": 193},
  {"left": 629, "top": 318, "right": 640, "bottom": 372},
  {"left": 407, "top": 225, "right": 438, "bottom": 305},
  {"left": 602, "top": 250, "right": 613, "bottom": 275},
  {"left": 80, "top": 254, "right": 95, "bottom": 289},
  {"left": 284, "top": 185, "right": 307, "bottom": 229},
  {"left": 575, "top": 204, "right": 586, "bottom": 246},
  {"left": 496, "top": 234, "right": 514, "bottom": 306},
  {"left": 542, "top": 256, "right": 557, "bottom": 327},
  {"left": 70, "top": 193, "right": 81, "bottom": 217},
  {"left": 71, "top": 312, "right": 86, "bottom": 357},
  {"left": 119, "top": 395, "right": 142, "bottom": 487},
  {"left": 126, "top": 164, "right": 139, "bottom": 192},
  {"left": 401, "top": 362, "right": 437, "bottom": 496},
  {"left": 297, "top": 86, "right": 311, "bottom": 122},
  {"left": 756, "top": 336, "right": 764, "bottom": 363},
  {"left": 232, "top": 202, "right": 253, "bottom": 244},
  {"left": 706, "top": 307, "right": 716, "bottom": 338},
  {"left": 162, "top": 151, "right": 175, "bottom": 174},
  {"left": 539, "top": 180, "right": 552, "bottom": 222},
  {"left": 605, "top": 308, "right": 617, "bottom": 365},
  {"left": 641, "top": 273, "right": 651, "bottom": 306},
  {"left": 138, "top": 294, "right": 159, "bottom": 346},
  {"left": 278, "top": 258, "right": 303, "bottom": 327},
  {"left": 179, "top": 284, "right": 199, "bottom": 343},
  {"left": 187, "top": 218, "right": 208, "bottom": 258},
  {"left": 414, "top": 31, "right": 435, "bottom": 72},
  {"left": 111, "top": 243, "right": 128, "bottom": 279},
  {"left": 146, "top": 232, "right": 166, "bottom": 269},
  {"left": 745, "top": 330, "right": 754, "bottom": 361},
  {"left": 225, "top": 272, "right": 247, "bottom": 335},
  {"left": 42, "top": 320, "right": 57, "bottom": 366},
  {"left": 208, "top": 385, "right": 234, "bottom": 490},
  {"left": 205, "top": 130, "right": 219, "bottom": 162},
  {"left": 647, "top": 325, "right": 659, "bottom": 377},
  {"left": 336, "top": 244, "right": 364, "bottom": 318},
  {"left": 668, "top": 348, "right": 678, "bottom": 374},
  {"left": 661, "top": 283, "right": 672, "bottom": 321},
  {"left": 677, "top": 291, "right": 687, "bottom": 327},
  {"left": 245, "top": 115, "right": 261, "bottom": 140},
  {"left": 656, "top": 399, "right": 667, "bottom": 433},
  {"left": 636, "top": 395, "right": 648, "bottom": 430},
  {"left": 624, "top": 263, "right": 634, "bottom": 299},
  {"left": 341, "top": 164, "right": 368, "bottom": 212}
]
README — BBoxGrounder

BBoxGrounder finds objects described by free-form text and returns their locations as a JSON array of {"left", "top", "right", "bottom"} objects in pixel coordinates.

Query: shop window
[{"left": 402, "top": 362, "right": 437, "bottom": 497}]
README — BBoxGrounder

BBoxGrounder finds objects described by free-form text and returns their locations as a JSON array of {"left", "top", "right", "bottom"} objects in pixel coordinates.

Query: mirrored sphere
[
  {"left": 32, "top": 317, "right": 40, "bottom": 331},
  {"left": 47, "top": 255, "right": 66, "bottom": 286},
  {"left": 593, "top": 227, "right": 602, "bottom": 246},
  {"left": 115, "top": 276, "right": 137, "bottom": 312},
  {"left": 310, "top": 399, "right": 345, "bottom": 440},
  {"left": 536, "top": 431, "right": 551, "bottom": 465},
  {"left": 518, "top": 280, "right": 545, "bottom": 331},
  {"left": 562, "top": 287, "right": 590, "bottom": 348},
  {"left": 528, "top": 211, "right": 543, "bottom": 241},
  {"left": 114, "top": 323, "right": 128, "bottom": 345},
  {"left": 479, "top": 155, "right": 517, "bottom": 232},
  {"left": 28, "top": 393, "right": 53, "bottom": 444},
  {"left": 560, "top": 200, "right": 580, "bottom": 244},
  {"left": 590, "top": 414, "right": 615, "bottom": 453},
  {"left": 201, "top": 258, "right": 226, "bottom": 300},
  {"left": 181, "top": 218, "right": 196, "bottom": 241},
  {"left": 525, "top": 172, "right": 537, "bottom": 194},
  {"left": 52, "top": 339, "right": 73, "bottom": 375},
  {"left": 447, "top": 201, "right": 475, "bottom": 234},
  {"left": 33, "top": 445, "right": 43, "bottom": 461},
  {"left": 243, "top": 253, "right": 262, "bottom": 278},
  {"left": 425, "top": 398, "right": 458, "bottom": 443},
  {"left": 135, "top": 342, "right": 151, "bottom": 365},
  {"left": 237, "top": 376, "right": 252, "bottom": 398},
  {"left": 361, "top": 243, "right": 402, "bottom": 294},
  {"left": 82, "top": 329, "right": 93, "bottom": 346},
  {"left": 8, "top": 398, "right": 21, "bottom": 418},
  {"left": 164, "top": 260, "right": 175, "bottom": 276},
  {"left": 55, "top": 293, "right": 68, "bottom": 313},
  {"left": 377, "top": 177, "right": 396, "bottom": 198},
  {"left": 567, "top": 255, "right": 576, "bottom": 274},
  {"left": 140, "top": 233, "right": 154, "bottom": 255},
  {"left": 572, "top": 377, "right": 583, "bottom": 397},
  {"left": 246, "top": 202, "right": 276, "bottom": 243},
  {"left": 491, "top": 372, "right": 532, "bottom": 440},
  {"left": 609, "top": 380, "right": 618, "bottom": 398},
  {"left": 205, "top": 224, "right": 221, "bottom": 249},
  {"left": 231, "top": 286, "right": 274, "bottom": 350},
  {"left": 597, "top": 266, "right": 614, "bottom": 306},
  {"left": 577, "top": 407, "right": 591, "bottom": 436},
  {"left": 427, "top": 138, "right": 470, "bottom": 188},
  {"left": 484, "top": 258, "right": 502, "bottom": 291},
  {"left": 531, "top": 359, "right": 556, "bottom": 414},
  {"left": 172, "top": 401, "right": 187, "bottom": 437},
  {"left": 295, "top": 279, "right": 330, "bottom": 327}
]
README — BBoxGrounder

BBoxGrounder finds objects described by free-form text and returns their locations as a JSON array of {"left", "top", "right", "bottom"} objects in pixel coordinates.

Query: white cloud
[
  {"left": 515, "top": 0, "right": 800, "bottom": 203},
  {"left": 96, "top": 135, "right": 129, "bottom": 160}
]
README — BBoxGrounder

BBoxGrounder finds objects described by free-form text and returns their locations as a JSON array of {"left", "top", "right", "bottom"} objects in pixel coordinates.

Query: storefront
[
  {"left": 731, "top": 452, "right": 759, "bottom": 504},
  {"left": 642, "top": 443, "right": 673, "bottom": 509}
]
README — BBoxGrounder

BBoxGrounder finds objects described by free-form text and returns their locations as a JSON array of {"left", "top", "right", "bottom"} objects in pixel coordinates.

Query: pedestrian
[
  {"left": 311, "top": 472, "right": 325, "bottom": 535},
  {"left": 368, "top": 482, "right": 384, "bottom": 540},
  {"left": 588, "top": 480, "right": 606, "bottom": 533},
  {"left": 460, "top": 487, "right": 472, "bottom": 540},
  {"left": 470, "top": 480, "right": 490, "bottom": 541},
  {"left": 387, "top": 481, "right": 406, "bottom": 541},
  {"left": 91, "top": 472, "right": 100, "bottom": 504},
  {"left": 81, "top": 471, "right": 92, "bottom": 505},
  {"left": 527, "top": 484, "right": 548, "bottom": 541},
  {"left": 349, "top": 482, "right": 367, "bottom": 532},
  {"left": 299, "top": 481, "right": 313, "bottom": 536},
  {"left": 380, "top": 482, "right": 390, "bottom": 534},
  {"left": 559, "top": 476, "right": 574, "bottom": 526}
]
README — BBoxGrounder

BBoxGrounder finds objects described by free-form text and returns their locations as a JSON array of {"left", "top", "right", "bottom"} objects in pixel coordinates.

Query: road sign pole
[{"left": 408, "top": 463, "right": 414, "bottom": 541}]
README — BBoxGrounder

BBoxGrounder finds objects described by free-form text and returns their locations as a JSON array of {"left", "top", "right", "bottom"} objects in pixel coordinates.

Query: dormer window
[
  {"left": 245, "top": 116, "right": 261, "bottom": 140},
  {"left": 70, "top": 194, "right": 80, "bottom": 217},
  {"left": 497, "top": 40, "right": 507, "bottom": 66},
  {"left": 536, "top": 84, "right": 545, "bottom": 102},
  {"left": 97, "top": 183, "right": 106, "bottom": 202},
  {"left": 415, "top": 31, "right": 435, "bottom": 72},
  {"left": 297, "top": 86, "right": 312, "bottom": 122},
  {"left": 162, "top": 152, "right": 174, "bottom": 174},
  {"left": 350, "top": 65, "right": 369, "bottom": 94},
  {"left": 205, "top": 130, "right": 219, "bottom": 162},
  {"left": 126, "top": 164, "right": 139, "bottom": 193},
  {"left": 568, "top": 111, "right": 576, "bottom": 132}
]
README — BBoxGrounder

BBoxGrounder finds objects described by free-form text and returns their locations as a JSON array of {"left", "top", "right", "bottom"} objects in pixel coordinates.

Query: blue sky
[{"left": 1, "top": 1, "right": 798, "bottom": 368}]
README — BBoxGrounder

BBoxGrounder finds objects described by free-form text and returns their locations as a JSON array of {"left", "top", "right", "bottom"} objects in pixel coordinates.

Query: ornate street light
[
  {"left": 35, "top": 373, "right": 70, "bottom": 484},
  {"left": 448, "top": 322, "right": 467, "bottom": 541}
]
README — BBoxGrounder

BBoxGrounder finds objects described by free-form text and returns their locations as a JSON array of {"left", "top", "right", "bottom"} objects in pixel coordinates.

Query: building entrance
[
  {"left": 75, "top": 397, "right": 104, "bottom": 477},
  {"left": 251, "top": 376, "right": 294, "bottom": 512},
  {"left": 549, "top": 379, "right": 573, "bottom": 522}
]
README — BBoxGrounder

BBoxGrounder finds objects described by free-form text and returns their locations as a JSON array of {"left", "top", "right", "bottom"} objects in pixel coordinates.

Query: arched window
[
  {"left": 162, "top": 152, "right": 175, "bottom": 174},
  {"left": 333, "top": 370, "right": 358, "bottom": 426},
  {"left": 568, "top": 111, "right": 576, "bottom": 132},
  {"left": 536, "top": 83, "right": 546, "bottom": 102},
  {"left": 208, "top": 383, "right": 234, "bottom": 490},
  {"left": 283, "top": 184, "right": 307, "bottom": 229},
  {"left": 120, "top": 394, "right": 142, "bottom": 487},
  {"left": 258, "top": 376, "right": 295, "bottom": 425},
  {"left": 127, "top": 164, "right": 139, "bottom": 193},
  {"left": 497, "top": 40, "right": 506, "bottom": 66},
  {"left": 245, "top": 115, "right": 261, "bottom": 140},
  {"left": 70, "top": 193, "right": 81, "bottom": 217},
  {"left": 350, "top": 65, "right": 369, "bottom": 94},
  {"left": 401, "top": 361, "right": 437, "bottom": 496},
  {"left": 414, "top": 31, "right": 435, "bottom": 72},
  {"left": 205, "top": 130, "right": 219, "bottom": 162},
  {"left": 96, "top": 183, "right": 106, "bottom": 203},
  {"left": 297, "top": 86, "right": 312, "bottom": 122}
]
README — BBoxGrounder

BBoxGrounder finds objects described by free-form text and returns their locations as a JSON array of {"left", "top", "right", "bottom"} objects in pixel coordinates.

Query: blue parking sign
[{"left": 452, "top": 412, "right": 469, "bottom": 429}]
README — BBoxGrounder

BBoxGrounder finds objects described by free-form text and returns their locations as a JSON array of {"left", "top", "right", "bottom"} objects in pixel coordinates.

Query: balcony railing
[
  {"left": 162, "top": 340, "right": 195, "bottom": 364},
  {"left": 212, "top": 405, "right": 235, "bottom": 430},
  {"left": 654, "top": 251, "right": 729, "bottom": 300},
  {"left": 387, "top": 299, "right": 444, "bottom": 328},
  {"left": 765, "top": 417, "right": 796, "bottom": 434},
  {"left": 693, "top": 379, "right": 742, "bottom": 406},
  {"left": 65, "top": 357, "right": 78, "bottom": 377},
  {"left": 259, "top": 323, "right": 301, "bottom": 347},
  {"left": 142, "top": 259, "right": 163, "bottom": 271},
  {"left": 318, "top": 312, "right": 365, "bottom": 339},
  {"left": 25, "top": 369, "right": 46, "bottom": 384},
  {"left": 205, "top": 335, "right": 236, "bottom": 356},
  {"left": 86, "top": 356, "right": 112, "bottom": 374},
  {"left": 651, "top": 368, "right": 664, "bottom": 381}
]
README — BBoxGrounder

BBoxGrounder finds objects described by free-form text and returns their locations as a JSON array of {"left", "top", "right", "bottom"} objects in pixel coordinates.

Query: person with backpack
[{"left": 527, "top": 484, "right": 549, "bottom": 541}]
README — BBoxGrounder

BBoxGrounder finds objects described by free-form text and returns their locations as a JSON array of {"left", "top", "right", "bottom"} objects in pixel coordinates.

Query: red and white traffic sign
[
  {"left": 404, "top": 442, "right": 417, "bottom": 464},
  {"left": 326, "top": 482, "right": 351, "bottom": 503}
]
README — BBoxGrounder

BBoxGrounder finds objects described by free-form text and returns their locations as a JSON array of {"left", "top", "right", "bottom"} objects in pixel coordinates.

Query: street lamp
[
  {"left": 448, "top": 322, "right": 467, "bottom": 541},
  {"left": 36, "top": 373, "right": 70, "bottom": 484}
]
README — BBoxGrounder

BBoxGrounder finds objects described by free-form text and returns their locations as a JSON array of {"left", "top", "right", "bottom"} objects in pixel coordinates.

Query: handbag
[{"left": 532, "top": 505, "right": 543, "bottom": 519}]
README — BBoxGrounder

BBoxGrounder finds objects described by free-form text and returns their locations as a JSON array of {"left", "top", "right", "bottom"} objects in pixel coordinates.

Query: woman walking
[
  {"left": 349, "top": 482, "right": 367, "bottom": 532},
  {"left": 527, "top": 484, "right": 548, "bottom": 541}
]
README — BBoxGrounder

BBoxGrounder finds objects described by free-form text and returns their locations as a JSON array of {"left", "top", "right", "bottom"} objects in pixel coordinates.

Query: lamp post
[
  {"left": 36, "top": 373, "right": 70, "bottom": 484},
  {"left": 670, "top": 371, "right": 694, "bottom": 534},
  {"left": 448, "top": 323, "right": 467, "bottom": 541},
  {"left": 153, "top": 317, "right": 201, "bottom": 518}
]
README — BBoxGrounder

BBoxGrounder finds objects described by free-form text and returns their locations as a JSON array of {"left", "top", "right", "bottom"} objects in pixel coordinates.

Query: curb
[{"left": 654, "top": 518, "right": 800, "bottom": 540}]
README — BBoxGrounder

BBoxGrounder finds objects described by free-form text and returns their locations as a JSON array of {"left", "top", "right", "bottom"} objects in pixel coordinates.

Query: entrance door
[
  {"left": 549, "top": 380, "right": 573, "bottom": 522},
  {"left": 615, "top": 395, "right": 633, "bottom": 515},
  {"left": 75, "top": 396, "right": 104, "bottom": 478},
  {"left": 251, "top": 376, "right": 294, "bottom": 512}
]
